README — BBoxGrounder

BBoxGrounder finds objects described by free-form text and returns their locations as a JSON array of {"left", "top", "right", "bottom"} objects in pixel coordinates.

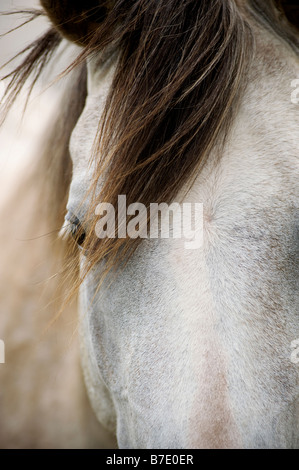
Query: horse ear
[{"left": 40, "top": 1, "right": 108, "bottom": 44}]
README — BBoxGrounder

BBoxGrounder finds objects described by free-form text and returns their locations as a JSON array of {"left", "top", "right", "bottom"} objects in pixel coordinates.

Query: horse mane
[{"left": 1, "top": 0, "right": 299, "bottom": 287}]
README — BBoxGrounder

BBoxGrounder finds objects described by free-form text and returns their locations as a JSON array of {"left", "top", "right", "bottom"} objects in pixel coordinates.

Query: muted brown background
[{"left": 0, "top": 1, "right": 116, "bottom": 449}]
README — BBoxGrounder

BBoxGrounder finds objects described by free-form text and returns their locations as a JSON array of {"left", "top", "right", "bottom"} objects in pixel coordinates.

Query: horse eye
[{"left": 67, "top": 214, "right": 86, "bottom": 246}]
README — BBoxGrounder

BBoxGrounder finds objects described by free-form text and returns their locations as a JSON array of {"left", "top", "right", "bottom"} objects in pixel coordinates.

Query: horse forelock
[
  {"left": 48, "top": 0, "right": 254, "bottom": 281},
  {"left": 1, "top": 0, "right": 299, "bottom": 282}
]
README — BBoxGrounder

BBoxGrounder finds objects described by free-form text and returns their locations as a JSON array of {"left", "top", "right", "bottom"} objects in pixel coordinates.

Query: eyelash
[
  {"left": 64, "top": 214, "right": 86, "bottom": 247},
  {"left": 70, "top": 222, "right": 86, "bottom": 246}
]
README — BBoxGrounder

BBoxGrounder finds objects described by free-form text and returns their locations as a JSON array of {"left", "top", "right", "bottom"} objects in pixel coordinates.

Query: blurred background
[
  {"left": 0, "top": 0, "right": 116, "bottom": 449},
  {"left": 0, "top": 0, "right": 76, "bottom": 201},
  {"left": 0, "top": 0, "right": 51, "bottom": 199}
]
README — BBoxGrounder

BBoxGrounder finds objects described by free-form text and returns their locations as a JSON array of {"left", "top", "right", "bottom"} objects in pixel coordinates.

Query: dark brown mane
[
  {"left": 280, "top": 1, "right": 299, "bottom": 30},
  {"left": 1, "top": 0, "right": 299, "bottom": 284}
]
